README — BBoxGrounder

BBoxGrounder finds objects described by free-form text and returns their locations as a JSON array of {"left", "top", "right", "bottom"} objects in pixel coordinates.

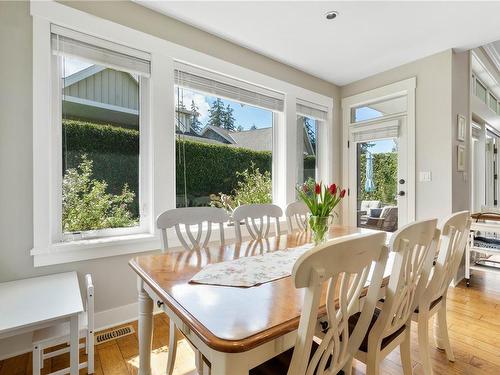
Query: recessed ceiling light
[{"left": 325, "top": 11, "right": 339, "bottom": 20}]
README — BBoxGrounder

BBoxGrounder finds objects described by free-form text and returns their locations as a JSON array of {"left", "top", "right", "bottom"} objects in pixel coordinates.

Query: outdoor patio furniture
[{"left": 365, "top": 206, "right": 398, "bottom": 232}]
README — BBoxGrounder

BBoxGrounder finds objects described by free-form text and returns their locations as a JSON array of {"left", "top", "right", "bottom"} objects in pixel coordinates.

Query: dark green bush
[{"left": 358, "top": 152, "right": 398, "bottom": 205}]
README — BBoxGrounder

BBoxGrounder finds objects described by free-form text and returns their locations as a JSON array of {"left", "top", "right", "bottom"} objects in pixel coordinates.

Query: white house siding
[{"left": 64, "top": 68, "right": 139, "bottom": 111}]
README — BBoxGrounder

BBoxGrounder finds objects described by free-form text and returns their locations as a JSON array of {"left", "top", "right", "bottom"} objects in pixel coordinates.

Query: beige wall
[{"left": 341, "top": 50, "right": 457, "bottom": 221}]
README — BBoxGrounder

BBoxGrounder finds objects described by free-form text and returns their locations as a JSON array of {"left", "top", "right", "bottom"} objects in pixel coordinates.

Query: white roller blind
[
  {"left": 296, "top": 99, "right": 328, "bottom": 121},
  {"left": 51, "top": 25, "right": 151, "bottom": 77},
  {"left": 174, "top": 64, "right": 284, "bottom": 112},
  {"left": 350, "top": 119, "right": 400, "bottom": 142}
]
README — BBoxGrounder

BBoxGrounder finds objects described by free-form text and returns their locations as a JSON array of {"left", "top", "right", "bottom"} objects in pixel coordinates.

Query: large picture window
[
  {"left": 174, "top": 77, "right": 278, "bottom": 209},
  {"left": 51, "top": 26, "right": 151, "bottom": 240}
]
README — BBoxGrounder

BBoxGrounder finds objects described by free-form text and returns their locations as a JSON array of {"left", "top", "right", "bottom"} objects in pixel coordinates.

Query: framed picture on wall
[
  {"left": 457, "top": 144, "right": 466, "bottom": 171},
  {"left": 457, "top": 114, "right": 466, "bottom": 141}
]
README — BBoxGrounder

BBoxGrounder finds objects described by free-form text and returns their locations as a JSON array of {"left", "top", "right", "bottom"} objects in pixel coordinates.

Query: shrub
[
  {"left": 358, "top": 152, "right": 398, "bottom": 205},
  {"left": 62, "top": 155, "right": 138, "bottom": 232}
]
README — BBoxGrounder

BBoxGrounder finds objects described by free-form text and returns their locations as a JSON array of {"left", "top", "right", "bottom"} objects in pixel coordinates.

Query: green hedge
[
  {"left": 62, "top": 120, "right": 319, "bottom": 209},
  {"left": 176, "top": 139, "right": 271, "bottom": 197},
  {"left": 359, "top": 152, "right": 398, "bottom": 205}
]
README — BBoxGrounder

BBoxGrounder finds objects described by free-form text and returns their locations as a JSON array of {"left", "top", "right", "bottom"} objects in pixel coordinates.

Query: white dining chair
[
  {"left": 351, "top": 219, "right": 439, "bottom": 375},
  {"left": 285, "top": 200, "right": 309, "bottom": 232},
  {"left": 232, "top": 203, "right": 283, "bottom": 242},
  {"left": 157, "top": 207, "right": 230, "bottom": 251},
  {"left": 249, "top": 231, "right": 389, "bottom": 375},
  {"left": 32, "top": 274, "right": 94, "bottom": 375},
  {"left": 412, "top": 211, "right": 471, "bottom": 375},
  {"left": 156, "top": 207, "right": 230, "bottom": 375}
]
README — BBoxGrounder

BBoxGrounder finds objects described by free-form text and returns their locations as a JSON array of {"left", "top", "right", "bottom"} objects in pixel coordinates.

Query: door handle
[{"left": 398, "top": 191, "right": 405, "bottom": 197}]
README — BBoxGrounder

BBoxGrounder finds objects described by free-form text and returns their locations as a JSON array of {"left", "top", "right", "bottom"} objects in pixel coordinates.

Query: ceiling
[{"left": 136, "top": 1, "right": 500, "bottom": 86}]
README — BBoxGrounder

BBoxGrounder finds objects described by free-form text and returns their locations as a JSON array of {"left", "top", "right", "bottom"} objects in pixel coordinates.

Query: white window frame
[
  {"left": 341, "top": 78, "right": 416, "bottom": 226},
  {"left": 31, "top": 1, "right": 334, "bottom": 266}
]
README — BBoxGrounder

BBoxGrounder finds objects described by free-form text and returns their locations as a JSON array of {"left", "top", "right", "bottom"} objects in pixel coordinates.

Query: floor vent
[{"left": 95, "top": 325, "right": 135, "bottom": 344}]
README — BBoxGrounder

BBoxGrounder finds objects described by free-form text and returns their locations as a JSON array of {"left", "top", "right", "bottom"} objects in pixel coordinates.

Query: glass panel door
[{"left": 355, "top": 138, "right": 400, "bottom": 232}]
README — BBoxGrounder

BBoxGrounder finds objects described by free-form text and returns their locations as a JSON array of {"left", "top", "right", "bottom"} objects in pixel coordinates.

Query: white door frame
[{"left": 341, "top": 78, "right": 416, "bottom": 226}]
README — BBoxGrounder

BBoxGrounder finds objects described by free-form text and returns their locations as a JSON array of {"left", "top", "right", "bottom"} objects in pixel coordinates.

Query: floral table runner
[{"left": 189, "top": 244, "right": 314, "bottom": 288}]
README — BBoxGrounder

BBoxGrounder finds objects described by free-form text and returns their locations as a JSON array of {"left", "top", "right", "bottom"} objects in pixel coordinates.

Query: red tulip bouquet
[{"left": 297, "top": 180, "right": 346, "bottom": 245}]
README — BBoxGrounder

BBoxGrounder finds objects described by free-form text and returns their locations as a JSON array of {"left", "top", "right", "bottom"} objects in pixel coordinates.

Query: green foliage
[
  {"left": 62, "top": 155, "right": 138, "bottom": 232},
  {"left": 207, "top": 98, "right": 236, "bottom": 131},
  {"left": 62, "top": 119, "right": 139, "bottom": 216},
  {"left": 358, "top": 152, "right": 398, "bottom": 205},
  {"left": 210, "top": 163, "right": 272, "bottom": 212},
  {"left": 190, "top": 100, "right": 202, "bottom": 133}
]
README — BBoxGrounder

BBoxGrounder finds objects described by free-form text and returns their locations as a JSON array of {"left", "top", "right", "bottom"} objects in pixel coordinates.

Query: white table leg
[
  {"left": 138, "top": 278, "right": 154, "bottom": 375},
  {"left": 69, "top": 314, "right": 79, "bottom": 375}
]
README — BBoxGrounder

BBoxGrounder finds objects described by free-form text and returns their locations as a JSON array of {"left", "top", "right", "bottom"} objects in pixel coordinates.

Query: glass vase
[{"left": 309, "top": 216, "right": 330, "bottom": 245}]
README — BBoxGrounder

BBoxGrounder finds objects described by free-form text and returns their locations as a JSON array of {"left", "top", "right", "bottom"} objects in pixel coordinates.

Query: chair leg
[
  {"left": 400, "top": 328, "right": 413, "bottom": 375},
  {"left": 88, "top": 332, "right": 95, "bottom": 374},
  {"left": 32, "top": 345, "right": 41, "bottom": 375},
  {"left": 417, "top": 313, "right": 433, "bottom": 375},
  {"left": 434, "top": 304, "right": 455, "bottom": 362},
  {"left": 342, "top": 357, "right": 353, "bottom": 375},
  {"left": 167, "top": 320, "right": 178, "bottom": 375},
  {"left": 365, "top": 350, "right": 380, "bottom": 375}
]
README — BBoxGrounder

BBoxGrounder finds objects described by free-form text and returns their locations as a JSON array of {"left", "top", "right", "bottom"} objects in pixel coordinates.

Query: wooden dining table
[{"left": 129, "top": 226, "right": 389, "bottom": 375}]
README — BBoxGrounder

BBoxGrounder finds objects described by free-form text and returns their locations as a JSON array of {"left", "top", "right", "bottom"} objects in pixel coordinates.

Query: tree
[
  {"left": 250, "top": 124, "right": 258, "bottom": 130},
  {"left": 190, "top": 100, "right": 202, "bottom": 133},
  {"left": 207, "top": 98, "right": 225, "bottom": 128},
  {"left": 303, "top": 117, "right": 316, "bottom": 150},
  {"left": 222, "top": 104, "right": 236, "bottom": 131},
  {"left": 236, "top": 125, "right": 244, "bottom": 132}
]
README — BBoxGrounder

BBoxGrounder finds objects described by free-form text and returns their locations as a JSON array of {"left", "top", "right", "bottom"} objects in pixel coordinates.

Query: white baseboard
[{"left": 0, "top": 301, "right": 162, "bottom": 361}]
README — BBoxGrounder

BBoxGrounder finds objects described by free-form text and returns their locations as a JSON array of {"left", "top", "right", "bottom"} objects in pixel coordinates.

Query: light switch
[{"left": 419, "top": 171, "right": 432, "bottom": 182}]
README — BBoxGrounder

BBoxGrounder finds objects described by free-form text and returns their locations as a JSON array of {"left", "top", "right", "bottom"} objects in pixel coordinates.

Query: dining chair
[
  {"left": 412, "top": 211, "right": 471, "bottom": 375},
  {"left": 32, "top": 274, "right": 94, "bottom": 375},
  {"left": 232, "top": 203, "right": 283, "bottom": 242},
  {"left": 157, "top": 207, "right": 230, "bottom": 251},
  {"left": 285, "top": 200, "right": 309, "bottom": 232},
  {"left": 351, "top": 218, "right": 439, "bottom": 375},
  {"left": 156, "top": 207, "right": 230, "bottom": 375},
  {"left": 250, "top": 231, "right": 389, "bottom": 375}
]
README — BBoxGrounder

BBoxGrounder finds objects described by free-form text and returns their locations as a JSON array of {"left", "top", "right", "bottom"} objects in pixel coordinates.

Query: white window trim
[{"left": 31, "top": 0, "right": 334, "bottom": 266}]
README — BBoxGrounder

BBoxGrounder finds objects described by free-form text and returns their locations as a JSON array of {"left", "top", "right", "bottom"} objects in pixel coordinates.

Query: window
[
  {"left": 351, "top": 96, "right": 407, "bottom": 123},
  {"left": 295, "top": 100, "right": 327, "bottom": 185},
  {"left": 174, "top": 65, "right": 283, "bottom": 209},
  {"left": 476, "top": 79, "right": 487, "bottom": 103},
  {"left": 489, "top": 93, "right": 498, "bottom": 113},
  {"left": 51, "top": 26, "right": 151, "bottom": 240}
]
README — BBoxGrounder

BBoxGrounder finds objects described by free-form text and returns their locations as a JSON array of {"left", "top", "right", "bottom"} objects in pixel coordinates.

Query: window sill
[{"left": 31, "top": 233, "right": 161, "bottom": 267}]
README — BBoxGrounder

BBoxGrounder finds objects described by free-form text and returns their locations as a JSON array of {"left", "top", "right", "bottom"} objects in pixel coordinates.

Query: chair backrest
[
  {"left": 232, "top": 204, "right": 283, "bottom": 242},
  {"left": 156, "top": 207, "right": 230, "bottom": 251},
  {"left": 370, "top": 219, "right": 438, "bottom": 345},
  {"left": 381, "top": 206, "right": 398, "bottom": 232},
  {"left": 288, "top": 232, "right": 389, "bottom": 375},
  {"left": 426, "top": 211, "right": 471, "bottom": 303},
  {"left": 285, "top": 200, "right": 309, "bottom": 232},
  {"left": 84, "top": 274, "right": 94, "bottom": 334}
]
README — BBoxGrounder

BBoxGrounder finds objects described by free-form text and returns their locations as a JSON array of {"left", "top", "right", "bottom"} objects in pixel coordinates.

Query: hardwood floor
[{"left": 1, "top": 270, "right": 499, "bottom": 375}]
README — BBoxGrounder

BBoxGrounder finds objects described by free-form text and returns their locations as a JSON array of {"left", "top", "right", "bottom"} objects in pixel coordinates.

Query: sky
[{"left": 176, "top": 87, "right": 273, "bottom": 130}]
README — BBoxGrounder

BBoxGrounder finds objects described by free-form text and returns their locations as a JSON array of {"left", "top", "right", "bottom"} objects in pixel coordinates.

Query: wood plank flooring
[{"left": 1, "top": 269, "right": 499, "bottom": 374}]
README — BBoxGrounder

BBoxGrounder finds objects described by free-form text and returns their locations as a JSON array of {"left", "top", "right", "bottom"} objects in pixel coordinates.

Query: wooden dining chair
[
  {"left": 232, "top": 203, "right": 283, "bottom": 242},
  {"left": 32, "top": 274, "right": 94, "bottom": 375},
  {"left": 250, "top": 231, "right": 389, "bottom": 375},
  {"left": 285, "top": 200, "right": 309, "bottom": 232},
  {"left": 351, "top": 219, "right": 439, "bottom": 375},
  {"left": 412, "top": 211, "right": 471, "bottom": 375},
  {"left": 156, "top": 207, "right": 230, "bottom": 375}
]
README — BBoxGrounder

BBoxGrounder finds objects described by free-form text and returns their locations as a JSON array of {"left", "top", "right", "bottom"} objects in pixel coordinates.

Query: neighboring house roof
[
  {"left": 199, "top": 125, "right": 236, "bottom": 144},
  {"left": 229, "top": 128, "right": 272, "bottom": 152}
]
